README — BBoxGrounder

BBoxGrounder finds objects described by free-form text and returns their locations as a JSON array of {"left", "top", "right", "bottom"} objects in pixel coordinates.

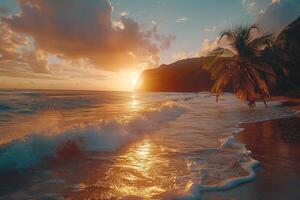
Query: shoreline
[{"left": 202, "top": 99, "right": 300, "bottom": 200}]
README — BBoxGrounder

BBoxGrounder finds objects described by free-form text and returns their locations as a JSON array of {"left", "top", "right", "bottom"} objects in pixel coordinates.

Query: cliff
[{"left": 135, "top": 57, "right": 213, "bottom": 92}]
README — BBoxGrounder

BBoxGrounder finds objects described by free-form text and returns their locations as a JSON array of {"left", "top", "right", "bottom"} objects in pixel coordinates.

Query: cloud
[
  {"left": 21, "top": 49, "right": 50, "bottom": 73},
  {"left": 0, "top": 22, "right": 27, "bottom": 61},
  {"left": 172, "top": 52, "right": 189, "bottom": 60},
  {"left": 112, "top": 20, "right": 125, "bottom": 29},
  {"left": 204, "top": 26, "right": 217, "bottom": 32},
  {"left": 144, "top": 26, "right": 176, "bottom": 50},
  {"left": 259, "top": 9, "right": 265, "bottom": 14},
  {"left": 3, "top": 0, "right": 173, "bottom": 71},
  {"left": 0, "top": 21, "right": 50, "bottom": 74},
  {"left": 120, "top": 11, "right": 129, "bottom": 16},
  {"left": 151, "top": 20, "right": 157, "bottom": 25},
  {"left": 203, "top": 19, "right": 230, "bottom": 34},
  {"left": 242, "top": 0, "right": 257, "bottom": 12},
  {"left": 271, "top": 0, "right": 281, "bottom": 4},
  {"left": 196, "top": 37, "right": 219, "bottom": 57},
  {"left": 49, "top": 59, "right": 110, "bottom": 80},
  {"left": 256, "top": 0, "right": 300, "bottom": 34},
  {"left": 176, "top": 16, "right": 188, "bottom": 23}
]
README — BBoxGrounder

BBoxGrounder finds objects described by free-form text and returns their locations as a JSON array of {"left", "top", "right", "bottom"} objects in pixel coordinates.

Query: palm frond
[
  {"left": 249, "top": 33, "right": 274, "bottom": 50},
  {"left": 202, "top": 48, "right": 235, "bottom": 71},
  {"left": 207, "top": 48, "right": 236, "bottom": 57},
  {"left": 219, "top": 30, "right": 235, "bottom": 43},
  {"left": 204, "top": 24, "right": 279, "bottom": 106}
]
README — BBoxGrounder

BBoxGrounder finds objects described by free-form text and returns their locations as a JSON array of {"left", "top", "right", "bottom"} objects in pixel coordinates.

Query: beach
[
  {"left": 0, "top": 91, "right": 299, "bottom": 199},
  {"left": 202, "top": 99, "right": 300, "bottom": 200}
]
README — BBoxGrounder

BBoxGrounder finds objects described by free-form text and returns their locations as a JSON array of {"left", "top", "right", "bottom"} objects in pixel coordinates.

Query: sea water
[{"left": 0, "top": 90, "right": 296, "bottom": 199}]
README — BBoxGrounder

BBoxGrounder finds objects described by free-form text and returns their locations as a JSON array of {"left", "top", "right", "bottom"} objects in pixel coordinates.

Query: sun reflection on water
[
  {"left": 129, "top": 94, "right": 140, "bottom": 110},
  {"left": 94, "top": 137, "right": 194, "bottom": 199},
  {"left": 136, "top": 141, "right": 150, "bottom": 158},
  {"left": 131, "top": 99, "right": 139, "bottom": 107},
  {"left": 109, "top": 139, "right": 168, "bottom": 198}
]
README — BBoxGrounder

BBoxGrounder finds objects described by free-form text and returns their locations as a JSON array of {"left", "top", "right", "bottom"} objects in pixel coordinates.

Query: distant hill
[{"left": 135, "top": 57, "right": 213, "bottom": 92}]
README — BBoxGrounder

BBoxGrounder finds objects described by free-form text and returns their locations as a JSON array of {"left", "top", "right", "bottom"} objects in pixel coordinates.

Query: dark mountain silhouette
[
  {"left": 135, "top": 57, "right": 213, "bottom": 92},
  {"left": 274, "top": 16, "right": 300, "bottom": 89}
]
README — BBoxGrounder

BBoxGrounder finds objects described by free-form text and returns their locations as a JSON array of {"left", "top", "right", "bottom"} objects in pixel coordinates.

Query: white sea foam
[
  {"left": 221, "top": 135, "right": 245, "bottom": 148},
  {"left": 179, "top": 159, "right": 259, "bottom": 200},
  {"left": 167, "top": 142, "right": 259, "bottom": 200},
  {"left": 163, "top": 99, "right": 298, "bottom": 200},
  {"left": 161, "top": 148, "right": 259, "bottom": 200},
  {"left": 0, "top": 100, "right": 188, "bottom": 172},
  {"left": 1, "top": 91, "right": 298, "bottom": 199}
]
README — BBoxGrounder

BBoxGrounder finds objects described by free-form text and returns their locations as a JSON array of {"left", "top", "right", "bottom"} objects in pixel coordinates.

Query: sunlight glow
[
  {"left": 113, "top": 70, "right": 141, "bottom": 91},
  {"left": 136, "top": 141, "right": 150, "bottom": 158},
  {"left": 131, "top": 70, "right": 141, "bottom": 91},
  {"left": 130, "top": 99, "right": 139, "bottom": 107},
  {"left": 130, "top": 94, "right": 140, "bottom": 109},
  {"left": 110, "top": 140, "right": 167, "bottom": 198}
]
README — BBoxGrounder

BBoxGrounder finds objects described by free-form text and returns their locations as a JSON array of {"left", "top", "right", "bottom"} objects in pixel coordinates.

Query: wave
[
  {"left": 0, "top": 103, "right": 13, "bottom": 112},
  {"left": 179, "top": 160, "right": 259, "bottom": 200},
  {"left": 161, "top": 138, "right": 259, "bottom": 200},
  {"left": 0, "top": 100, "right": 188, "bottom": 173},
  {"left": 198, "top": 104, "right": 298, "bottom": 198},
  {"left": 162, "top": 100, "right": 299, "bottom": 200}
]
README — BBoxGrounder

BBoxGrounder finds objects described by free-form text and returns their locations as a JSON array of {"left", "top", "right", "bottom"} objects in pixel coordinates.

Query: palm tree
[
  {"left": 203, "top": 25, "right": 277, "bottom": 107},
  {"left": 260, "top": 45, "right": 291, "bottom": 93}
]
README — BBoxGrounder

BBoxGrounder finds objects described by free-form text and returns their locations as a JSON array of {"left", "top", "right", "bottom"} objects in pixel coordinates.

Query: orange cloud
[
  {"left": 4, "top": 0, "right": 174, "bottom": 71},
  {"left": 0, "top": 21, "right": 50, "bottom": 74},
  {"left": 196, "top": 38, "right": 219, "bottom": 57}
]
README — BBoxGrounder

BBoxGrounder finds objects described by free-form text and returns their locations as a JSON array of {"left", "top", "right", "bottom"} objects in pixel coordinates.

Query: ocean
[{"left": 0, "top": 89, "right": 297, "bottom": 199}]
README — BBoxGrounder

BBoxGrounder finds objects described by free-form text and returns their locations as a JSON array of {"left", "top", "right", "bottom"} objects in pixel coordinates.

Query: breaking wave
[{"left": 0, "top": 101, "right": 188, "bottom": 172}]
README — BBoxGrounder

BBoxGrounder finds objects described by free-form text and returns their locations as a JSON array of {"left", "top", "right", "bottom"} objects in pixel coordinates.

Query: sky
[{"left": 0, "top": 0, "right": 299, "bottom": 91}]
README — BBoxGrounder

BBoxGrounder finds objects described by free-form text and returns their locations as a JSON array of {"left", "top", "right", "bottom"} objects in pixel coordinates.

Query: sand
[{"left": 202, "top": 100, "right": 300, "bottom": 200}]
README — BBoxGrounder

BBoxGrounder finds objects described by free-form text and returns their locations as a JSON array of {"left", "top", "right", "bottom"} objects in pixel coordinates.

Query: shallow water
[{"left": 0, "top": 90, "right": 296, "bottom": 199}]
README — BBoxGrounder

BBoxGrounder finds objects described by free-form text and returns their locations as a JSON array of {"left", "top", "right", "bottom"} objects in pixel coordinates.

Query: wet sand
[{"left": 202, "top": 102, "right": 300, "bottom": 200}]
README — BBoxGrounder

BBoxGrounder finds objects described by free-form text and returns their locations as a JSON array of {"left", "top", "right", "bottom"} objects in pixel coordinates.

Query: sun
[
  {"left": 129, "top": 70, "right": 142, "bottom": 91},
  {"left": 132, "top": 75, "right": 139, "bottom": 88},
  {"left": 112, "top": 69, "right": 142, "bottom": 91}
]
